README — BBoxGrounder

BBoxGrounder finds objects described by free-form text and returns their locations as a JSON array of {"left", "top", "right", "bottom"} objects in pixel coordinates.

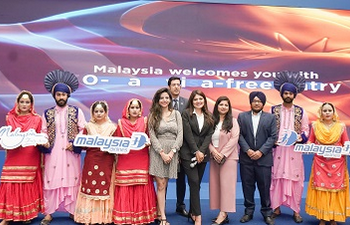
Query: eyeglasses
[{"left": 252, "top": 100, "right": 262, "bottom": 104}]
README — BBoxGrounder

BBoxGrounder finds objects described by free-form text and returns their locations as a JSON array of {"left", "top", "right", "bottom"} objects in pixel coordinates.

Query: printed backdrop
[
  {"left": 1, "top": 0, "right": 350, "bottom": 181},
  {"left": 1, "top": 0, "right": 350, "bottom": 127}
]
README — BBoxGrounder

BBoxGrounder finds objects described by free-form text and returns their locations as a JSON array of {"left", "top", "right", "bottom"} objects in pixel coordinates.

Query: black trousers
[
  {"left": 176, "top": 162, "right": 187, "bottom": 209},
  {"left": 182, "top": 159, "right": 207, "bottom": 216},
  {"left": 240, "top": 163, "right": 272, "bottom": 218}
]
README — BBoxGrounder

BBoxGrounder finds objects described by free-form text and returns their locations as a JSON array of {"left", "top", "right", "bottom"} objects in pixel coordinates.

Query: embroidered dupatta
[
  {"left": 115, "top": 99, "right": 149, "bottom": 186},
  {"left": 312, "top": 120, "right": 347, "bottom": 191}
]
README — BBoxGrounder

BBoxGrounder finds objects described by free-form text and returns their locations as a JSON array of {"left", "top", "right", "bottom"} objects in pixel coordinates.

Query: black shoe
[
  {"left": 292, "top": 214, "right": 303, "bottom": 223},
  {"left": 211, "top": 215, "right": 229, "bottom": 225},
  {"left": 240, "top": 214, "right": 253, "bottom": 223},
  {"left": 211, "top": 215, "right": 229, "bottom": 223},
  {"left": 176, "top": 208, "right": 189, "bottom": 217},
  {"left": 187, "top": 213, "right": 195, "bottom": 223},
  {"left": 264, "top": 216, "right": 274, "bottom": 225}
]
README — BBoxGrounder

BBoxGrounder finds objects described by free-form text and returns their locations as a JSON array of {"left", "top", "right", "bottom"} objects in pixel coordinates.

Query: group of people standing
[
  {"left": 0, "top": 70, "right": 349, "bottom": 225},
  {"left": 236, "top": 71, "right": 350, "bottom": 225}
]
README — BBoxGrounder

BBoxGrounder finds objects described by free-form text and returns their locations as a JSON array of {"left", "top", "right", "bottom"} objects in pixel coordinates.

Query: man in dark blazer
[
  {"left": 237, "top": 91, "right": 277, "bottom": 225},
  {"left": 168, "top": 76, "right": 189, "bottom": 217}
]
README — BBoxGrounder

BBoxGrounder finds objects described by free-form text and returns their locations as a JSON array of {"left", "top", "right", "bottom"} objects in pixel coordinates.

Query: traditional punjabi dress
[
  {"left": 0, "top": 99, "right": 43, "bottom": 221},
  {"left": 41, "top": 105, "right": 86, "bottom": 214},
  {"left": 305, "top": 120, "right": 350, "bottom": 222},
  {"left": 270, "top": 104, "right": 309, "bottom": 213},
  {"left": 74, "top": 113, "right": 116, "bottom": 224},
  {"left": 112, "top": 99, "right": 157, "bottom": 225}
]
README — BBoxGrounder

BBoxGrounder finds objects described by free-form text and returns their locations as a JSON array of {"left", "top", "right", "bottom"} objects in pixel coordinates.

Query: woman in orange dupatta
[
  {"left": 0, "top": 91, "right": 43, "bottom": 225},
  {"left": 305, "top": 102, "right": 350, "bottom": 225},
  {"left": 113, "top": 99, "right": 157, "bottom": 225},
  {"left": 74, "top": 101, "right": 116, "bottom": 224}
]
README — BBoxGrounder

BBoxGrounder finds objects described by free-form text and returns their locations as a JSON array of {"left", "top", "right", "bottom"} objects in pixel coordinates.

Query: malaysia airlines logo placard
[
  {"left": 294, "top": 141, "right": 350, "bottom": 158},
  {"left": 277, "top": 129, "right": 298, "bottom": 146},
  {"left": 0, "top": 126, "right": 48, "bottom": 150},
  {"left": 73, "top": 132, "right": 149, "bottom": 154}
]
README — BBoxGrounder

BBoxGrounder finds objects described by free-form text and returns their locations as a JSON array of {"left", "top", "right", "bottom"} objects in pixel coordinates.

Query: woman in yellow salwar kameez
[{"left": 305, "top": 102, "right": 350, "bottom": 225}]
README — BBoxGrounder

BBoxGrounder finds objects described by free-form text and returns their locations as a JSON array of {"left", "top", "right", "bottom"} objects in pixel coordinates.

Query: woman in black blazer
[{"left": 180, "top": 90, "right": 214, "bottom": 225}]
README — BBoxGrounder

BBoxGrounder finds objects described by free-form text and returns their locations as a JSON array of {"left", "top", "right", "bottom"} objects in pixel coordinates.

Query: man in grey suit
[
  {"left": 237, "top": 91, "right": 277, "bottom": 225},
  {"left": 168, "top": 76, "right": 189, "bottom": 217}
]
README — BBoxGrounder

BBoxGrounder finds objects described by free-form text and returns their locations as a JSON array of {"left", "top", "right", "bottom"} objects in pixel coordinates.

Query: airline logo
[
  {"left": 0, "top": 126, "right": 47, "bottom": 149},
  {"left": 277, "top": 129, "right": 298, "bottom": 146},
  {"left": 73, "top": 132, "right": 149, "bottom": 154},
  {"left": 295, "top": 141, "right": 350, "bottom": 158}
]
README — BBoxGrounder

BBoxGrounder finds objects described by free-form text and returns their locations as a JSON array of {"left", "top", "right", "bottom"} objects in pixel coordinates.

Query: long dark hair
[
  {"left": 186, "top": 90, "right": 214, "bottom": 127},
  {"left": 148, "top": 88, "right": 173, "bottom": 131},
  {"left": 212, "top": 96, "right": 233, "bottom": 133}
]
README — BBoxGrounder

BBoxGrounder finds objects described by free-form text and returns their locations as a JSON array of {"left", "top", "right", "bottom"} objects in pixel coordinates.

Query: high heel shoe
[
  {"left": 187, "top": 213, "right": 195, "bottom": 223},
  {"left": 211, "top": 215, "right": 229, "bottom": 225},
  {"left": 211, "top": 215, "right": 229, "bottom": 223}
]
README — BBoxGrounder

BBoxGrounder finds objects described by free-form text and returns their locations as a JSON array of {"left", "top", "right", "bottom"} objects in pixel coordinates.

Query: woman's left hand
[
  {"left": 196, "top": 151, "right": 205, "bottom": 163},
  {"left": 213, "top": 152, "right": 224, "bottom": 164}
]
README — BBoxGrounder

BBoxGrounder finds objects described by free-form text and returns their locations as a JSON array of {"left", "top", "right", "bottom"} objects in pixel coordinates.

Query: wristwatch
[{"left": 172, "top": 148, "right": 177, "bottom": 153}]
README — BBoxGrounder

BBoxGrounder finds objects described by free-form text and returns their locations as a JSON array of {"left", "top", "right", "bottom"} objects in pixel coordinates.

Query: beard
[
  {"left": 55, "top": 99, "right": 67, "bottom": 107},
  {"left": 283, "top": 97, "right": 294, "bottom": 104}
]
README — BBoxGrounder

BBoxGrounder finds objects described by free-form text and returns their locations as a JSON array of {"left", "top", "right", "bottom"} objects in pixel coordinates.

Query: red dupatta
[
  {"left": 1, "top": 91, "right": 42, "bottom": 183},
  {"left": 115, "top": 99, "right": 150, "bottom": 186}
]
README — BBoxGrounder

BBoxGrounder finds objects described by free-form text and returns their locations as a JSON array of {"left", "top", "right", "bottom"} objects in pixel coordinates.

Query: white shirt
[
  {"left": 193, "top": 110, "right": 204, "bottom": 132},
  {"left": 212, "top": 121, "right": 222, "bottom": 148},
  {"left": 251, "top": 110, "right": 262, "bottom": 138}
]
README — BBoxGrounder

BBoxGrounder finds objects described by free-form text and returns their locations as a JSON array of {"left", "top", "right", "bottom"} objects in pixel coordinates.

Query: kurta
[
  {"left": 149, "top": 110, "right": 183, "bottom": 179},
  {"left": 270, "top": 104, "right": 309, "bottom": 213},
  {"left": 209, "top": 119, "right": 240, "bottom": 212},
  {"left": 305, "top": 122, "right": 350, "bottom": 222},
  {"left": 41, "top": 105, "right": 86, "bottom": 214},
  {"left": 0, "top": 113, "right": 43, "bottom": 221}
]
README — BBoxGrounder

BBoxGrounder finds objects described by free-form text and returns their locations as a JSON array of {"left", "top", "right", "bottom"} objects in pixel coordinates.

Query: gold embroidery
[
  {"left": 272, "top": 104, "right": 303, "bottom": 134},
  {"left": 112, "top": 207, "right": 157, "bottom": 222},
  {"left": 116, "top": 169, "right": 148, "bottom": 174},
  {"left": 115, "top": 178, "right": 148, "bottom": 184},
  {"left": 2, "top": 166, "right": 37, "bottom": 170},
  {"left": 45, "top": 105, "right": 79, "bottom": 147}
]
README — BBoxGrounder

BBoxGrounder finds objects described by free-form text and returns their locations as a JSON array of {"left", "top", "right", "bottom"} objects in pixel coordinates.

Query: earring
[{"left": 127, "top": 113, "right": 130, "bottom": 119}]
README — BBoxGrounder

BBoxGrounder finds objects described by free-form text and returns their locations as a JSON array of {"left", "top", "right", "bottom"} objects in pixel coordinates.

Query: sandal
[
  {"left": 271, "top": 208, "right": 281, "bottom": 218},
  {"left": 160, "top": 218, "right": 170, "bottom": 225},
  {"left": 40, "top": 218, "right": 53, "bottom": 225},
  {"left": 155, "top": 214, "right": 161, "bottom": 223}
]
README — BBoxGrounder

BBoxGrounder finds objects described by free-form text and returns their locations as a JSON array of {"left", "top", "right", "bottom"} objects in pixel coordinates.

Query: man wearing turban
[
  {"left": 237, "top": 91, "right": 277, "bottom": 225},
  {"left": 39, "top": 70, "right": 86, "bottom": 225},
  {"left": 270, "top": 71, "right": 309, "bottom": 223}
]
